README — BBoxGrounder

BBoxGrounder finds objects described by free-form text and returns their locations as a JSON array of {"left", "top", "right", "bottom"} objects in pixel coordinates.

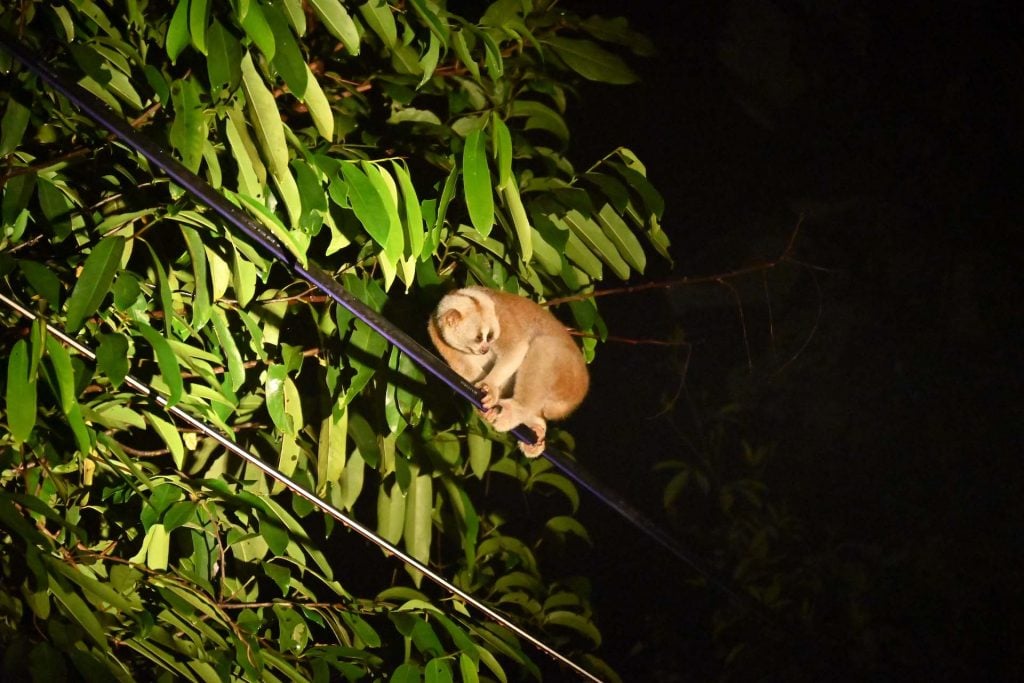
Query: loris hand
[{"left": 476, "top": 382, "right": 500, "bottom": 411}]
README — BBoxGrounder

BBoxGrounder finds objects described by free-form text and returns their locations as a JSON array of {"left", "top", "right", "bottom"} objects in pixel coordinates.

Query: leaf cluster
[{"left": 0, "top": 0, "right": 668, "bottom": 680}]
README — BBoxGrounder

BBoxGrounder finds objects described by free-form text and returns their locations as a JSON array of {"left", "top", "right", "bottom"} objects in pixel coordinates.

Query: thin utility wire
[
  {"left": 0, "top": 32, "right": 773, "bottom": 627},
  {"left": 0, "top": 291, "right": 603, "bottom": 683}
]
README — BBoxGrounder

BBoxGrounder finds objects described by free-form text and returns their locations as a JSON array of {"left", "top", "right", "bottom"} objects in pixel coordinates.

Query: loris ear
[{"left": 440, "top": 309, "right": 463, "bottom": 328}]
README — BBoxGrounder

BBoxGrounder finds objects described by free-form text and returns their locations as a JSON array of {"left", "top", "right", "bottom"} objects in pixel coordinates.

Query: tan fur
[{"left": 428, "top": 286, "right": 589, "bottom": 457}]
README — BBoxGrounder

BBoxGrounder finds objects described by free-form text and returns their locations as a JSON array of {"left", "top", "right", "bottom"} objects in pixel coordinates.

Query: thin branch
[
  {"left": 772, "top": 264, "right": 824, "bottom": 378},
  {"left": 572, "top": 330, "right": 689, "bottom": 347},
  {"left": 545, "top": 218, "right": 808, "bottom": 308},
  {"left": 717, "top": 276, "right": 753, "bottom": 371}
]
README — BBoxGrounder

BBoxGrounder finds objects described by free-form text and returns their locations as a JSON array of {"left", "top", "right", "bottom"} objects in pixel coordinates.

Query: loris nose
[{"left": 478, "top": 344, "right": 489, "bottom": 354}]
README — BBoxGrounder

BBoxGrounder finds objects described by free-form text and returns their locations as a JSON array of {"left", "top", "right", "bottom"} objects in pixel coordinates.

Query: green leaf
[
  {"left": 181, "top": 225, "right": 211, "bottom": 330},
  {"left": 377, "top": 480, "right": 405, "bottom": 544},
  {"left": 189, "top": 0, "right": 210, "bottom": 54},
  {"left": 239, "top": 1, "right": 275, "bottom": 60},
  {"left": 418, "top": 31, "right": 441, "bottom": 88},
  {"left": 206, "top": 19, "right": 243, "bottom": 92},
  {"left": 145, "top": 241, "right": 176, "bottom": 337},
  {"left": 467, "top": 431, "right": 491, "bottom": 479},
  {"left": 530, "top": 472, "right": 580, "bottom": 512},
  {"left": 3, "top": 173, "right": 35, "bottom": 240},
  {"left": 563, "top": 209, "right": 630, "bottom": 280},
  {"left": 543, "top": 36, "right": 638, "bottom": 84},
  {"left": 545, "top": 515, "right": 592, "bottom": 544},
  {"left": 408, "top": 0, "right": 449, "bottom": 43},
  {"left": 44, "top": 558, "right": 137, "bottom": 618},
  {"left": 359, "top": 0, "right": 398, "bottom": 49},
  {"left": 411, "top": 617, "right": 445, "bottom": 658},
  {"left": 612, "top": 159, "right": 665, "bottom": 218},
  {"left": 341, "top": 611, "right": 382, "bottom": 648},
  {"left": 166, "top": 0, "right": 191, "bottom": 61},
  {"left": 476, "top": 648, "right": 507, "bottom": 683},
  {"left": 302, "top": 65, "right": 334, "bottom": 140},
  {"left": 274, "top": 603, "right": 310, "bottom": 654},
  {"left": 137, "top": 321, "right": 184, "bottom": 408},
  {"left": 309, "top": 0, "right": 361, "bottom": 55},
  {"left": 18, "top": 260, "right": 61, "bottom": 310},
  {"left": 281, "top": 0, "right": 307, "bottom": 34},
  {"left": 0, "top": 95, "right": 30, "bottom": 157},
  {"left": 347, "top": 407, "right": 382, "bottom": 468},
  {"left": 596, "top": 203, "right": 646, "bottom": 273},
  {"left": 265, "top": 2, "right": 309, "bottom": 98},
  {"left": 339, "top": 450, "right": 365, "bottom": 511},
  {"left": 47, "top": 576, "right": 109, "bottom": 651},
  {"left": 390, "top": 663, "right": 420, "bottom": 683},
  {"left": 501, "top": 182, "right": 533, "bottom": 263},
  {"left": 6, "top": 339, "right": 37, "bottom": 444},
  {"left": 555, "top": 217, "right": 603, "bottom": 280},
  {"left": 544, "top": 610, "right": 602, "bottom": 647},
  {"left": 425, "top": 658, "right": 453, "bottom": 683},
  {"left": 361, "top": 162, "right": 405, "bottom": 262},
  {"left": 339, "top": 162, "right": 388, "bottom": 248},
  {"left": 509, "top": 100, "right": 569, "bottom": 145},
  {"left": 210, "top": 307, "right": 245, "bottom": 391},
  {"left": 225, "top": 105, "right": 266, "bottom": 198},
  {"left": 451, "top": 28, "right": 480, "bottom": 81},
  {"left": 404, "top": 467, "right": 432, "bottom": 585},
  {"left": 459, "top": 653, "right": 479, "bottom": 683},
  {"left": 96, "top": 333, "right": 129, "bottom": 389},
  {"left": 240, "top": 52, "right": 302, "bottom": 227},
  {"left": 65, "top": 236, "right": 124, "bottom": 333},
  {"left": 580, "top": 15, "right": 655, "bottom": 56},
  {"left": 462, "top": 128, "right": 494, "bottom": 237},
  {"left": 317, "top": 405, "right": 347, "bottom": 493},
  {"left": 146, "top": 411, "right": 186, "bottom": 469},
  {"left": 163, "top": 500, "right": 197, "bottom": 532},
  {"left": 169, "top": 77, "right": 206, "bottom": 173},
  {"left": 477, "top": 29, "right": 504, "bottom": 80},
  {"left": 429, "top": 165, "right": 460, "bottom": 255},
  {"left": 145, "top": 523, "right": 170, "bottom": 570},
  {"left": 491, "top": 115, "right": 513, "bottom": 188},
  {"left": 44, "top": 336, "right": 91, "bottom": 453},
  {"left": 583, "top": 171, "right": 630, "bottom": 212},
  {"left": 266, "top": 363, "right": 290, "bottom": 436},
  {"left": 392, "top": 161, "right": 425, "bottom": 261},
  {"left": 231, "top": 191, "right": 306, "bottom": 262}
]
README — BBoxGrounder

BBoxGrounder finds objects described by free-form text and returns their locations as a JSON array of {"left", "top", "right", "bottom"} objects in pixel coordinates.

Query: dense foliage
[{"left": 0, "top": 0, "right": 668, "bottom": 680}]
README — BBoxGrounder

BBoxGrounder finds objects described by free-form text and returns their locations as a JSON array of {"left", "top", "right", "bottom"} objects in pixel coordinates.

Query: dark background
[{"left": 560, "top": 2, "right": 1022, "bottom": 680}]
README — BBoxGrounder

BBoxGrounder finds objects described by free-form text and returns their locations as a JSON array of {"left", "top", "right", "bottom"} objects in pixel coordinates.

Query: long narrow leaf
[
  {"left": 308, "top": 0, "right": 360, "bottom": 54},
  {"left": 6, "top": 339, "right": 36, "bottom": 444},
  {"left": 462, "top": 128, "right": 494, "bottom": 237},
  {"left": 65, "top": 236, "right": 124, "bottom": 333}
]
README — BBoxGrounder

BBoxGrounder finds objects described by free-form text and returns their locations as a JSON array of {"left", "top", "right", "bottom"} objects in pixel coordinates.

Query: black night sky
[{"left": 556, "top": 2, "right": 1021, "bottom": 680}]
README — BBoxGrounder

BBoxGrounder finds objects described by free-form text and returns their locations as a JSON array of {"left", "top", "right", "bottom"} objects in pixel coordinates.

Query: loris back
[{"left": 428, "top": 286, "right": 589, "bottom": 456}]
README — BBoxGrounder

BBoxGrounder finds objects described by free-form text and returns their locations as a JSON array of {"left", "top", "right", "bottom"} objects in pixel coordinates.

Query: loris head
[{"left": 433, "top": 288, "right": 500, "bottom": 356}]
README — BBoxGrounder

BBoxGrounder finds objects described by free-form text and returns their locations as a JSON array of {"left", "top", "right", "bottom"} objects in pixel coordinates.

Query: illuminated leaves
[{"left": 0, "top": 0, "right": 665, "bottom": 679}]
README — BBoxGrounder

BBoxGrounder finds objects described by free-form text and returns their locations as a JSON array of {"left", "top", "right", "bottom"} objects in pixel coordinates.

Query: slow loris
[{"left": 428, "top": 286, "right": 589, "bottom": 457}]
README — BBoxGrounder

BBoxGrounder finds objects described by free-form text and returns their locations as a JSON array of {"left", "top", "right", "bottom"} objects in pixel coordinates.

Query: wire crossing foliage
[
  {"left": 2, "top": 22, "right": 718, "bottom": 604},
  {"left": 0, "top": 290, "right": 602, "bottom": 682},
  {"left": 0, "top": 2, "right": 672, "bottom": 680}
]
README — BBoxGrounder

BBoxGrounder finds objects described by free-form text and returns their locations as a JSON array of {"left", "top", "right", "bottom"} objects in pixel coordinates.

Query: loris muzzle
[{"left": 428, "top": 286, "right": 589, "bottom": 457}]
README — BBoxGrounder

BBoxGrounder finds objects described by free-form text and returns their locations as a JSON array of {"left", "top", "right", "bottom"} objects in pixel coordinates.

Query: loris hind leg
[
  {"left": 484, "top": 338, "right": 572, "bottom": 457},
  {"left": 487, "top": 399, "right": 547, "bottom": 457}
]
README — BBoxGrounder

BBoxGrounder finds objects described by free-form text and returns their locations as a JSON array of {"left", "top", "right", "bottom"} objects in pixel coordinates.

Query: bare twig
[{"left": 545, "top": 218, "right": 807, "bottom": 308}]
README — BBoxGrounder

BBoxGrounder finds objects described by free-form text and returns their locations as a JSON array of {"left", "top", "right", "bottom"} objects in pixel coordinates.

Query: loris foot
[{"left": 518, "top": 422, "right": 547, "bottom": 458}]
